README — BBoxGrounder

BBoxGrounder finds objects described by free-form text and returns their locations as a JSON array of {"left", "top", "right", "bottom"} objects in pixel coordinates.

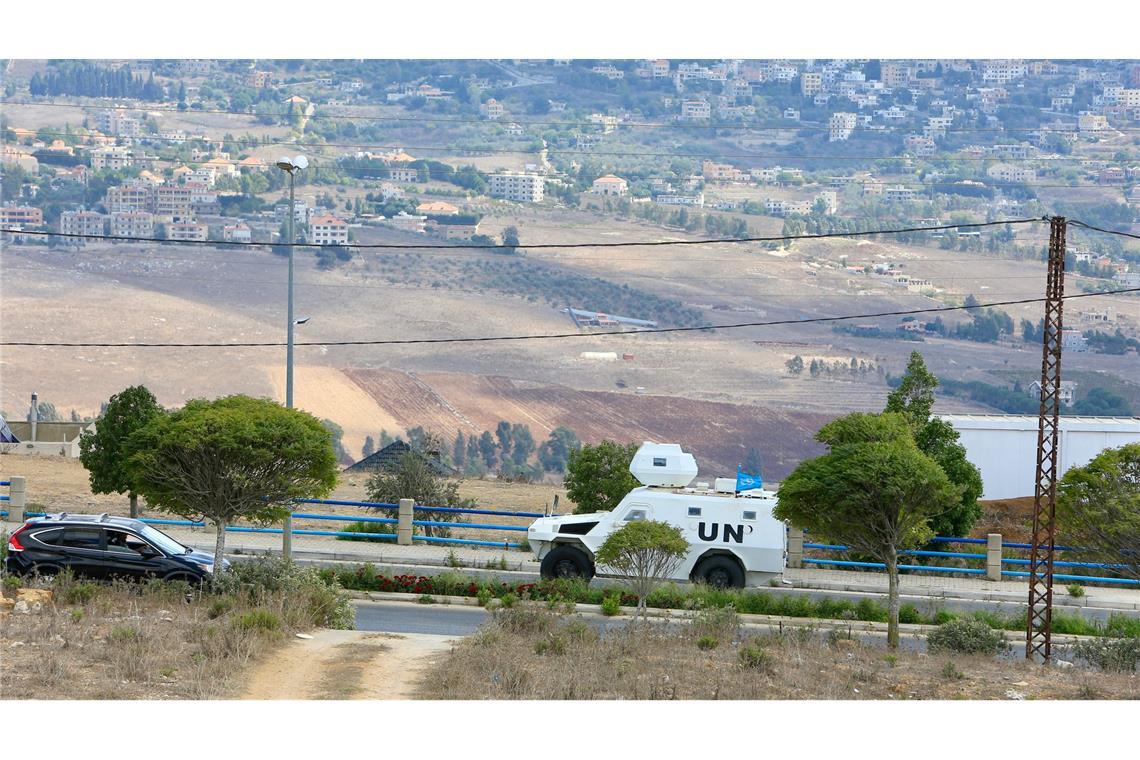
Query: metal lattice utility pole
[{"left": 1026, "top": 215, "right": 1066, "bottom": 662}]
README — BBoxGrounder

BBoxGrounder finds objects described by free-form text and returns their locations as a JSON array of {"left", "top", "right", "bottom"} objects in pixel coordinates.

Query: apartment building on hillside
[{"left": 489, "top": 172, "right": 544, "bottom": 202}]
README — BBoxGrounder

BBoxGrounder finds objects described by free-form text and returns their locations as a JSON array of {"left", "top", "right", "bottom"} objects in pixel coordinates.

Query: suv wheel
[
  {"left": 694, "top": 556, "right": 745, "bottom": 588},
  {"left": 540, "top": 545, "right": 594, "bottom": 581}
]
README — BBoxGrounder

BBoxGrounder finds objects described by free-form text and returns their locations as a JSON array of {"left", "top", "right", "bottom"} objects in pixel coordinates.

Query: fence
[
  {"left": 0, "top": 477, "right": 25, "bottom": 521},
  {"left": 786, "top": 528, "right": 1140, "bottom": 587},
  {"left": 3, "top": 477, "right": 1137, "bottom": 588}
]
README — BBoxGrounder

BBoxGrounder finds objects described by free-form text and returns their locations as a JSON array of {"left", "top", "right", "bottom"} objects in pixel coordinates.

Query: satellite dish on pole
[{"left": 293, "top": 155, "right": 308, "bottom": 169}]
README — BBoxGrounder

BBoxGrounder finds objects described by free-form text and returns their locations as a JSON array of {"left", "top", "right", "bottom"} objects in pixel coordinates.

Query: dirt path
[{"left": 240, "top": 630, "right": 456, "bottom": 700}]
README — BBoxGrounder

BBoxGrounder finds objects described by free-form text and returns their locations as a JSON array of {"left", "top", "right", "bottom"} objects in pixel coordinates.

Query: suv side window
[
  {"left": 60, "top": 528, "right": 104, "bottom": 550},
  {"left": 31, "top": 528, "right": 64, "bottom": 545},
  {"left": 105, "top": 529, "right": 155, "bottom": 556}
]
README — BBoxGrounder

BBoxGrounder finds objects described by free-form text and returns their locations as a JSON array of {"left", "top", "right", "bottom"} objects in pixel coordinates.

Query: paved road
[
  {"left": 353, "top": 600, "right": 1140, "bottom": 666},
  {"left": 351, "top": 601, "right": 935, "bottom": 652}
]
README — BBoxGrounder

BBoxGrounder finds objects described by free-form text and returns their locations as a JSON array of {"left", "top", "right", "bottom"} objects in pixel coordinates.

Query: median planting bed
[{"left": 318, "top": 564, "right": 1140, "bottom": 639}]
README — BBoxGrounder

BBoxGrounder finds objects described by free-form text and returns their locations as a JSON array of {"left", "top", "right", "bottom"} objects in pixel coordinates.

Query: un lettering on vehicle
[{"left": 697, "top": 522, "right": 751, "bottom": 544}]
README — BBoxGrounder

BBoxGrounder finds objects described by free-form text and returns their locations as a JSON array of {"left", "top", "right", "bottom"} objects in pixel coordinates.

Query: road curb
[{"left": 347, "top": 592, "right": 1107, "bottom": 646}]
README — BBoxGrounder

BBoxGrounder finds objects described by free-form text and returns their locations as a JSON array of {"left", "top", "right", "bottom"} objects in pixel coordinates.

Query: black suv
[{"left": 5, "top": 513, "right": 226, "bottom": 583}]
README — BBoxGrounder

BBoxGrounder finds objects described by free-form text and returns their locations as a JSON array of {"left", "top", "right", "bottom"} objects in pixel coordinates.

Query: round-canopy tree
[
  {"left": 775, "top": 412, "right": 959, "bottom": 648},
  {"left": 79, "top": 385, "right": 164, "bottom": 518},
  {"left": 126, "top": 395, "right": 338, "bottom": 572},
  {"left": 594, "top": 519, "right": 688, "bottom": 619},
  {"left": 564, "top": 440, "right": 641, "bottom": 514},
  {"left": 1056, "top": 443, "right": 1140, "bottom": 579}
]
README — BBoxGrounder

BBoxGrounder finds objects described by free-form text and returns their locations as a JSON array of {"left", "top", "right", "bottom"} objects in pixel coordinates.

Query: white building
[
  {"left": 59, "top": 210, "right": 106, "bottom": 239},
  {"left": 829, "top": 112, "right": 857, "bottom": 142},
  {"left": 591, "top": 175, "right": 629, "bottom": 196},
  {"left": 90, "top": 146, "right": 134, "bottom": 171},
  {"left": 308, "top": 214, "right": 349, "bottom": 245},
  {"left": 489, "top": 172, "right": 545, "bottom": 203},
  {"left": 680, "top": 100, "right": 711, "bottom": 120},
  {"left": 941, "top": 415, "right": 1140, "bottom": 499},
  {"left": 110, "top": 211, "right": 154, "bottom": 239}
]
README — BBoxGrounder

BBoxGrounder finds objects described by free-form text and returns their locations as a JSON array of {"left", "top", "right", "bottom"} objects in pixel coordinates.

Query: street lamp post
[{"left": 275, "top": 154, "right": 307, "bottom": 561}]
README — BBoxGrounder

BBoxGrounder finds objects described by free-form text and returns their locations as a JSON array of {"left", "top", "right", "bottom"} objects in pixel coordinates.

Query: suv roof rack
[{"left": 98, "top": 513, "right": 109, "bottom": 522}]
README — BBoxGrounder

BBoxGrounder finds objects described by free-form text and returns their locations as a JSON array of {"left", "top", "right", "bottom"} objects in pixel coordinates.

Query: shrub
[
  {"left": 418, "top": 594, "right": 436, "bottom": 604},
  {"left": 232, "top": 609, "right": 282, "bottom": 634},
  {"left": 601, "top": 594, "right": 622, "bottom": 617},
  {"left": 207, "top": 597, "right": 234, "bottom": 619},
  {"left": 898, "top": 603, "right": 922, "bottom": 625},
  {"left": 476, "top": 588, "right": 493, "bottom": 607},
  {"left": 927, "top": 618, "right": 1008, "bottom": 655},
  {"left": 493, "top": 604, "right": 554, "bottom": 635},
  {"left": 61, "top": 582, "right": 100, "bottom": 605},
  {"left": 883, "top": 654, "right": 899, "bottom": 668},
  {"left": 109, "top": 625, "right": 141, "bottom": 643},
  {"left": 336, "top": 521, "right": 398, "bottom": 542},
  {"left": 499, "top": 592, "right": 518, "bottom": 609},
  {"left": 738, "top": 643, "right": 775, "bottom": 674},
  {"left": 70, "top": 609, "right": 84, "bottom": 623},
  {"left": 560, "top": 619, "right": 598, "bottom": 645},
  {"left": 941, "top": 660, "right": 965, "bottom": 680},
  {"left": 1070, "top": 637, "right": 1140, "bottom": 673},
  {"left": 691, "top": 604, "right": 741, "bottom": 640},
  {"left": 2, "top": 575, "right": 21, "bottom": 595},
  {"left": 534, "top": 633, "right": 566, "bottom": 655},
  {"left": 1067, "top": 584, "right": 1085, "bottom": 598},
  {"left": 1104, "top": 614, "right": 1140, "bottom": 638},
  {"left": 697, "top": 635, "right": 719, "bottom": 651}
]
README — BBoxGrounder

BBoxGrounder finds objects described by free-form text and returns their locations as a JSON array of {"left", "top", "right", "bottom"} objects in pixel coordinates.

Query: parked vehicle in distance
[
  {"left": 527, "top": 442, "right": 786, "bottom": 588},
  {"left": 5, "top": 513, "right": 226, "bottom": 583}
]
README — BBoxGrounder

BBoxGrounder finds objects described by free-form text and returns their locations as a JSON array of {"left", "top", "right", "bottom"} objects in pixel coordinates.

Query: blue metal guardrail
[{"left": 802, "top": 538, "right": 1139, "bottom": 586}]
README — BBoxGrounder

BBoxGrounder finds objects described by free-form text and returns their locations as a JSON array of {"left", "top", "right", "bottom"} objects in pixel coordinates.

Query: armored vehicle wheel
[
  {"left": 693, "top": 555, "right": 745, "bottom": 588},
  {"left": 540, "top": 545, "right": 594, "bottom": 581}
]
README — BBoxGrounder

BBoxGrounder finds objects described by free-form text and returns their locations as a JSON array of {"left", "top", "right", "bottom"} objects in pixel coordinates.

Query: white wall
[{"left": 942, "top": 415, "right": 1140, "bottom": 500}]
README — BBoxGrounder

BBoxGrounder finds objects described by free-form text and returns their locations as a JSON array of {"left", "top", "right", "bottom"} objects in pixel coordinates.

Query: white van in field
[{"left": 528, "top": 443, "right": 786, "bottom": 588}]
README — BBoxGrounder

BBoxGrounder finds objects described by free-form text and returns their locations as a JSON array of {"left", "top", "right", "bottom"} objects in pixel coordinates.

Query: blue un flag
[{"left": 736, "top": 465, "right": 763, "bottom": 492}]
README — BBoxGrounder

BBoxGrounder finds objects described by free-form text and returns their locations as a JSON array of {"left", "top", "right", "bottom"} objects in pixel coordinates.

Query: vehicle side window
[
  {"left": 688, "top": 507, "right": 702, "bottom": 517},
  {"left": 652, "top": 457, "right": 667, "bottom": 467},
  {"left": 106, "top": 530, "right": 156, "bottom": 556},
  {"left": 60, "top": 528, "right": 104, "bottom": 550},
  {"left": 742, "top": 511, "right": 757, "bottom": 521},
  {"left": 31, "top": 528, "right": 64, "bottom": 545},
  {"left": 625, "top": 508, "right": 648, "bottom": 522}
]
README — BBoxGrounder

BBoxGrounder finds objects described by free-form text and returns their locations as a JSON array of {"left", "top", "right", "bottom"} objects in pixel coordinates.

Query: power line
[
  {"left": 15, "top": 99, "right": 1140, "bottom": 135},
  {"left": 0, "top": 217, "right": 1045, "bottom": 251},
  {"left": 1068, "top": 220, "right": 1140, "bottom": 241},
  {"left": 3, "top": 287, "right": 1136, "bottom": 348}
]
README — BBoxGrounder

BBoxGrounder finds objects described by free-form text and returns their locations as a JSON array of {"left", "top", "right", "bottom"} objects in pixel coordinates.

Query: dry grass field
[{"left": 418, "top": 604, "right": 1139, "bottom": 700}]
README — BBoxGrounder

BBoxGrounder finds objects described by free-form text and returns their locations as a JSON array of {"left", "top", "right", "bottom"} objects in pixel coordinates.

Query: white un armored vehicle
[{"left": 528, "top": 443, "right": 786, "bottom": 588}]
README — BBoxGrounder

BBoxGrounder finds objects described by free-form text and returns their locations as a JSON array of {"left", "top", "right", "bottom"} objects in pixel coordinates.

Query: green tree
[
  {"left": 362, "top": 435, "right": 376, "bottom": 459},
  {"left": 495, "top": 421, "right": 513, "bottom": 459},
  {"left": 886, "top": 351, "right": 982, "bottom": 537},
  {"left": 775, "top": 413, "right": 959, "bottom": 648},
  {"left": 565, "top": 440, "right": 641, "bottom": 514},
  {"left": 452, "top": 431, "right": 467, "bottom": 470},
  {"left": 1056, "top": 443, "right": 1140, "bottom": 579},
  {"left": 364, "top": 450, "right": 475, "bottom": 537},
  {"left": 785, "top": 355, "right": 804, "bottom": 376},
  {"left": 885, "top": 351, "right": 938, "bottom": 427},
  {"left": 126, "top": 396, "right": 338, "bottom": 571},
  {"left": 501, "top": 225, "right": 520, "bottom": 254},
  {"left": 510, "top": 423, "right": 536, "bottom": 466},
  {"left": 538, "top": 426, "right": 582, "bottom": 473},
  {"left": 322, "top": 418, "right": 348, "bottom": 463},
  {"left": 478, "top": 431, "right": 498, "bottom": 469},
  {"left": 594, "top": 520, "right": 688, "bottom": 619},
  {"left": 79, "top": 386, "right": 164, "bottom": 518},
  {"left": 742, "top": 447, "right": 763, "bottom": 477}
]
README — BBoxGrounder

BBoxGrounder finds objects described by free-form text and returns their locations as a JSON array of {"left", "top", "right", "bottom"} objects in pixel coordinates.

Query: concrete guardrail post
[
  {"left": 9, "top": 476, "right": 27, "bottom": 523},
  {"left": 397, "top": 498, "right": 414, "bottom": 546},
  {"left": 986, "top": 533, "right": 1003, "bottom": 581},
  {"left": 787, "top": 526, "right": 804, "bottom": 569}
]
